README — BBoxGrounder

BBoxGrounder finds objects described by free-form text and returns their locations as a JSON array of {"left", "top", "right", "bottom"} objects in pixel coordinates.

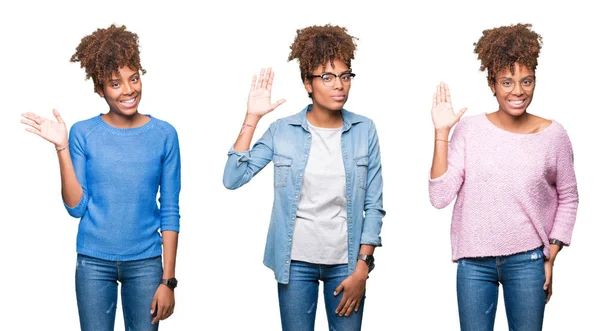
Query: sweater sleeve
[
  {"left": 222, "top": 121, "right": 277, "bottom": 190},
  {"left": 63, "top": 125, "right": 90, "bottom": 218},
  {"left": 159, "top": 127, "right": 181, "bottom": 232},
  {"left": 360, "top": 120, "right": 386, "bottom": 246},
  {"left": 428, "top": 120, "right": 466, "bottom": 209},
  {"left": 549, "top": 129, "right": 579, "bottom": 244}
]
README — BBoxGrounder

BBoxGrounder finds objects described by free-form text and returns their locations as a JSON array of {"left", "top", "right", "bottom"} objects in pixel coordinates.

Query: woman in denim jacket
[{"left": 223, "top": 24, "right": 385, "bottom": 331}]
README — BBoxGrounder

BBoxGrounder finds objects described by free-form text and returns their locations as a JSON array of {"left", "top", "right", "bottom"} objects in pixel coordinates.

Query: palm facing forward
[
  {"left": 247, "top": 67, "right": 286, "bottom": 118},
  {"left": 21, "top": 109, "right": 68, "bottom": 148},
  {"left": 431, "top": 82, "right": 467, "bottom": 130}
]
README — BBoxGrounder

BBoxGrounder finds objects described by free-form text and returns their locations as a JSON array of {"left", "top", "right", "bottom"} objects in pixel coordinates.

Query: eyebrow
[
  {"left": 319, "top": 70, "right": 353, "bottom": 75},
  {"left": 498, "top": 75, "right": 535, "bottom": 80},
  {"left": 108, "top": 72, "right": 139, "bottom": 83}
]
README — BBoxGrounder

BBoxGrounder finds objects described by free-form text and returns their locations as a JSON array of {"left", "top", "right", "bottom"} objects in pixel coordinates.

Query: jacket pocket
[
  {"left": 355, "top": 155, "right": 368, "bottom": 190},
  {"left": 273, "top": 154, "right": 292, "bottom": 188}
]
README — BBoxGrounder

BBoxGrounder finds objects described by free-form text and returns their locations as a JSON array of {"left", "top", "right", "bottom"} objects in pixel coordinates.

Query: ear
[
  {"left": 303, "top": 78, "right": 313, "bottom": 95},
  {"left": 96, "top": 85, "right": 105, "bottom": 98},
  {"left": 489, "top": 82, "right": 496, "bottom": 97}
]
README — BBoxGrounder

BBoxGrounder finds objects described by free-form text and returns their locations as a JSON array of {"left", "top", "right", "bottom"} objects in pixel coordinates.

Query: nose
[
  {"left": 333, "top": 75, "right": 344, "bottom": 89},
  {"left": 511, "top": 81, "right": 524, "bottom": 95},
  {"left": 123, "top": 81, "right": 134, "bottom": 95}
]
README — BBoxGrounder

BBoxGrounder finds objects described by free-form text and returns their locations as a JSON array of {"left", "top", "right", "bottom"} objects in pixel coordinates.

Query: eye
[
  {"left": 340, "top": 74, "right": 352, "bottom": 82},
  {"left": 131, "top": 76, "right": 139, "bottom": 83},
  {"left": 502, "top": 80, "right": 513, "bottom": 87},
  {"left": 522, "top": 78, "right": 533, "bottom": 86},
  {"left": 111, "top": 82, "right": 121, "bottom": 88},
  {"left": 321, "top": 74, "right": 334, "bottom": 82}
]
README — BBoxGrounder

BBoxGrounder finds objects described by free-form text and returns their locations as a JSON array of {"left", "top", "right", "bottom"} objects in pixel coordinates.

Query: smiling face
[
  {"left": 490, "top": 63, "right": 535, "bottom": 117},
  {"left": 97, "top": 65, "right": 142, "bottom": 117},
  {"left": 304, "top": 59, "right": 351, "bottom": 113}
]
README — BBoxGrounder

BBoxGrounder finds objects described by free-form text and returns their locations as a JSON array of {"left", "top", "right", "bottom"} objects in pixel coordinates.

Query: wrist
[
  {"left": 434, "top": 128, "right": 451, "bottom": 139},
  {"left": 354, "top": 262, "right": 369, "bottom": 280},
  {"left": 245, "top": 113, "right": 261, "bottom": 125}
]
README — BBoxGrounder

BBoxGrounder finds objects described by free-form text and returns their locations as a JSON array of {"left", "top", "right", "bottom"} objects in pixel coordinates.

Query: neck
[
  {"left": 307, "top": 104, "right": 343, "bottom": 128},
  {"left": 489, "top": 110, "right": 532, "bottom": 132},
  {"left": 102, "top": 111, "right": 148, "bottom": 129}
]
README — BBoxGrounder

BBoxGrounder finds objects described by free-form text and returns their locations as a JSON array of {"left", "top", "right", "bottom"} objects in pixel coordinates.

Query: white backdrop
[{"left": 2, "top": 0, "right": 598, "bottom": 330}]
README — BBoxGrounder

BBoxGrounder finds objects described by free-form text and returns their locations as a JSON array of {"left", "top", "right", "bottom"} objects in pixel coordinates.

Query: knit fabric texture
[
  {"left": 429, "top": 114, "right": 578, "bottom": 261},
  {"left": 65, "top": 115, "right": 181, "bottom": 261}
]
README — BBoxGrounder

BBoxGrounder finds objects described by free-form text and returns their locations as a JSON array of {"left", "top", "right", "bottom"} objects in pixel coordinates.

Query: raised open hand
[
  {"left": 247, "top": 67, "right": 286, "bottom": 118},
  {"left": 431, "top": 82, "right": 467, "bottom": 130},
  {"left": 21, "top": 109, "right": 68, "bottom": 148}
]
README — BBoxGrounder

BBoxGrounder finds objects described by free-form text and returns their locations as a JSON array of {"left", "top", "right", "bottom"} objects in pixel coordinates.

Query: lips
[
  {"left": 507, "top": 99, "right": 527, "bottom": 109},
  {"left": 332, "top": 95, "right": 346, "bottom": 101},
  {"left": 119, "top": 96, "right": 138, "bottom": 109}
]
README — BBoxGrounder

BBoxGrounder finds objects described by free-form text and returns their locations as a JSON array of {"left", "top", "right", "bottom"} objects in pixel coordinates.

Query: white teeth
[
  {"left": 509, "top": 100, "right": 524, "bottom": 105},
  {"left": 121, "top": 98, "right": 135, "bottom": 104}
]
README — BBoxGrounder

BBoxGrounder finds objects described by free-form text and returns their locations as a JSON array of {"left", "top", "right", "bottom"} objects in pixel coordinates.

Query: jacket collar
[{"left": 288, "top": 104, "right": 363, "bottom": 132}]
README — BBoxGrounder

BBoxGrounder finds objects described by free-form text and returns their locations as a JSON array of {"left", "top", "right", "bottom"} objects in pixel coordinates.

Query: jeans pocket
[
  {"left": 354, "top": 155, "right": 368, "bottom": 190},
  {"left": 274, "top": 154, "right": 292, "bottom": 188}
]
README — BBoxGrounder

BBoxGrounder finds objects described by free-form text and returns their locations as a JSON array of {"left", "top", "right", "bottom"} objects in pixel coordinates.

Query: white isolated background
[{"left": 1, "top": 0, "right": 597, "bottom": 330}]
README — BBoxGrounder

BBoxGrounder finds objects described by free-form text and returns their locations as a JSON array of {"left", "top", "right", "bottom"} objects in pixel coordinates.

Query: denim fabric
[
  {"left": 223, "top": 105, "right": 385, "bottom": 284},
  {"left": 278, "top": 261, "right": 364, "bottom": 331},
  {"left": 457, "top": 247, "right": 546, "bottom": 331},
  {"left": 75, "top": 254, "right": 163, "bottom": 331}
]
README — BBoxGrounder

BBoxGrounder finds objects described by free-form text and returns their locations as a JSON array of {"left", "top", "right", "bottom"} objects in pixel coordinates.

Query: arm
[
  {"left": 151, "top": 127, "right": 181, "bottom": 324},
  {"left": 21, "top": 110, "right": 86, "bottom": 215},
  {"left": 360, "top": 120, "right": 385, "bottom": 246},
  {"left": 223, "top": 67, "right": 286, "bottom": 189},
  {"left": 428, "top": 82, "right": 467, "bottom": 209},
  {"left": 548, "top": 130, "right": 579, "bottom": 244}
]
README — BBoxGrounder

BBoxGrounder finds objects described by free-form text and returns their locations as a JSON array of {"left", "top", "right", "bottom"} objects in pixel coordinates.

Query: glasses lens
[{"left": 321, "top": 74, "right": 335, "bottom": 87}]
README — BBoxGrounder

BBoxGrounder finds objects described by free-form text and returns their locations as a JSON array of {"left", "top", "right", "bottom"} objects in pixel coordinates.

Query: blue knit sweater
[{"left": 65, "top": 115, "right": 181, "bottom": 261}]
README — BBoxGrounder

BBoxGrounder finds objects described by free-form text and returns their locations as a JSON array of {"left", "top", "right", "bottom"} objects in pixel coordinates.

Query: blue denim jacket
[{"left": 223, "top": 105, "right": 385, "bottom": 284}]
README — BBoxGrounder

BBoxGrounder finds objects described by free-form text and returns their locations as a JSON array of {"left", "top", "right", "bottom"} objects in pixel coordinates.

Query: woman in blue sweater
[
  {"left": 223, "top": 25, "right": 385, "bottom": 331},
  {"left": 20, "top": 25, "right": 180, "bottom": 331}
]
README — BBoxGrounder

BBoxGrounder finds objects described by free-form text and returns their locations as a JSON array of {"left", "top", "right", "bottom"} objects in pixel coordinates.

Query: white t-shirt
[{"left": 290, "top": 121, "right": 348, "bottom": 265}]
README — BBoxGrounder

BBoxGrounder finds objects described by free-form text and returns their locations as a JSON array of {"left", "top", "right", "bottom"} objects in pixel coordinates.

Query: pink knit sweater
[{"left": 429, "top": 114, "right": 579, "bottom": 261}]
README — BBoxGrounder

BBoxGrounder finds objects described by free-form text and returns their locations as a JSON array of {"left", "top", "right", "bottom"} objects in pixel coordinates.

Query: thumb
[
  {"left": 150, "top": 294, "right": 158, "bottom": 314},
  {"left": 271, "top": 99, "right": 286, "bottom": 111},
  {"left": 53, "top": 109, "right": 64, "bottom": 124},
  {"left": 543, "top": 275, "right": 550, "bottom": 290},
  {"left": 456, "top": 107, "right": 467, "bottom": 120},
  {"left": 334, "top": 282, "right": 344, "bottom": 296}
]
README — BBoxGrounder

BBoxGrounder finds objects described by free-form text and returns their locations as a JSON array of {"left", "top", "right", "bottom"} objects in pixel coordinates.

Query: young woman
[
  {"left": 20, "top": 25, "right": 180, "bottom": 331},
  {"left": 429, "top": 23, "right": 578, "bottom": 330},
  {"left": 223, "top": 25, "right": 385, "bottom": 331}
]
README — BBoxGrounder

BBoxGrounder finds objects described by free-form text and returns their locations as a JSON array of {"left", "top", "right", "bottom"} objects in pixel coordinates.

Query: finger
[
  {"left": 264, "top": 67, "right": 272, "bottom": 90},
  {"left": 21, "top": 119, "right": 41, "bottom": 131},
  {"left": 150, "top": 296, "right": 158, "bottom": 315},
  {"left": 250, "top": 75, "right": 257, "bottom": 91},
  {"left": 340, "top": 297, "right": 354, "bottom": 316},
  {"left": 25, "top": 127, "right": 42, "bottom": 137},
  {"left": 445, "top": 83, "right": 452, "bottom": 104},
  {"left": 53, "top": 109, "right": 64, "bottom": 124},
  {"left": 266, "top": 68, "right": 275, "bottom": 91},
  {"left": 21, "top": 112, "right": 41, "bottom": 123},
  {"left": 257, "top": 68, "right": 266, "bottom": 89},
  {"left": 432, "top": 93, "right": 437, "bottom": 108},
  {"left": 436, "top": 83, "right": 442, "bottom": 104},
  {"left": 344, "top": 300, "right": 357, "bottom": 316},
  {"left": 335, "top": 294, "right": 348, "bottom": 314},
  {"left": 355, "top": 297, "right": 363, "bottom": 312},
  {"left": 456, "top": 107, "right": 468, "bottom": 120}
]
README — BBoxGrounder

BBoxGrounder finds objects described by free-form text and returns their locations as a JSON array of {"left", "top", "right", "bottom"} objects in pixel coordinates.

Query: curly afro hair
[
  {"left": 70, "top": 24, "right": 146, "bottom": 94},
  {"left": 288, "top": 24, "right": 357, "bottom": 97},
  {"left": 473, "top": 23, "right": 542, "bottom": 85}
]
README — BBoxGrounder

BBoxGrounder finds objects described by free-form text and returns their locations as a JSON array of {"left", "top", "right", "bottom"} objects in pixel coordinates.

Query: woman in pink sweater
[{"left": 429, "top": 23, "right": 578, "bottom": 330}]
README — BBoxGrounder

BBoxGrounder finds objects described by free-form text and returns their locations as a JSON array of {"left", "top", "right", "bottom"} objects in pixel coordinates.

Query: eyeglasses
[
  {"left": 309, "top": 72, "right": 356, "bottom": 87},
  {"left": 494, "top": 76, "right": 536, "bottom": 93}
]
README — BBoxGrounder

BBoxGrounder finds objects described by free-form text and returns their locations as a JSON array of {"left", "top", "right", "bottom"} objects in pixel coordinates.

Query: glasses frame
[
  {"left": 309, "top": 72, "right": 356, "bottom": 87},
  {"left": 494, "top": 75, "right": 536, "bottom": 93}
]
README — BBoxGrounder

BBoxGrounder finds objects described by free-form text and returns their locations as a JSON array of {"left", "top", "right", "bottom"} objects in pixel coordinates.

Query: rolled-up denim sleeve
[
  {"left": 361, "top": 121, "right": 386, "bottom": 246},
  {"left": 223, "top": 121, "right": 277, "bottom": 190}
]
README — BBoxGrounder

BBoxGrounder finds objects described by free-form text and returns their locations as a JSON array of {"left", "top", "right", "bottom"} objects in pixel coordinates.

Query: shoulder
[
  {"left": 69, "top": 115, "right": 103, "bottom": 138},
  {"left": 149, "top": 116, "right": 179, "bottom": 137}
]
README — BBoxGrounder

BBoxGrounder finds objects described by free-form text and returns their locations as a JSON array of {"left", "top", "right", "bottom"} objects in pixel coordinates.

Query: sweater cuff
[{"left": 64, "top": 189, "right": 89, "bottom": 218}]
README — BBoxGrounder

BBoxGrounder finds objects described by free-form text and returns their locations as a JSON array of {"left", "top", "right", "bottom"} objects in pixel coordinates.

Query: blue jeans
[
  {"left": 278, "top": 261, "right": 364, "bottom": 331},
  {"left": 457, "top": 247, "right": 546, "bottom": 331},
  {"left": 75, "top": 254, "right": 163, "bottom": 331}
]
